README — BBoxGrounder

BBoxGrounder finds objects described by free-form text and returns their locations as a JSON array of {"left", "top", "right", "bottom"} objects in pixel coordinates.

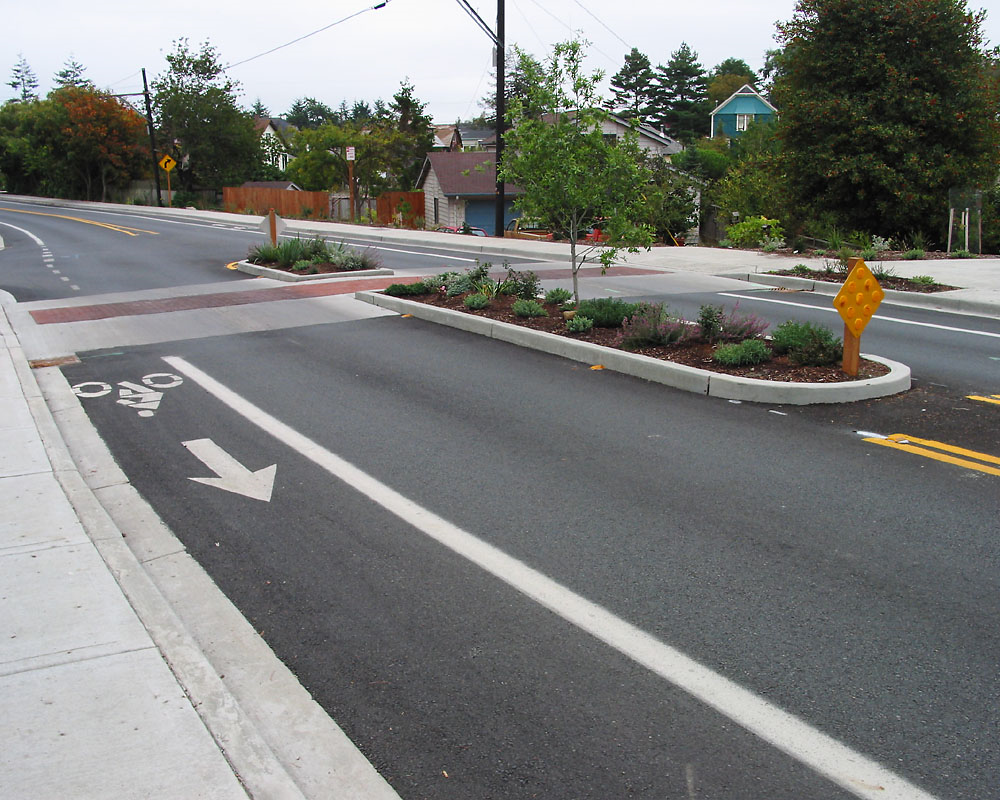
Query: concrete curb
[
  {"left": 355, "top": 291, "right": 910, "bottom": 405},
  {"left": 236, "top": 260, "right": 394, "bottom": 281},
  {"left": 723, "top": 271, "right": 1000, "bottom": 319}
]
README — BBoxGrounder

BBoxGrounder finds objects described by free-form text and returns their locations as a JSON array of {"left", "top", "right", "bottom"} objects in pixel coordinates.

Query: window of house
[
  {"left": 433, "top": 197, "right": 440, "bottom": 223},
  {"left": 602, "top": 133, "right": 618, "bottom": 144},
  {"left": 736, "top": 114, "right": 754, "bottom": 132}
]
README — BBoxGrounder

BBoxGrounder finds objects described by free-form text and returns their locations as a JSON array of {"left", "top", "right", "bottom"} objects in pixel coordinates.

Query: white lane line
[
  {"left": 0, "top": 219, "right": 45, "bottom": 246},
  {"left": 718, "top": 292, "right": 1000, "bottom": 339},
  {"left": 163, "top": 353, "right": 938, "bottom": 800}
]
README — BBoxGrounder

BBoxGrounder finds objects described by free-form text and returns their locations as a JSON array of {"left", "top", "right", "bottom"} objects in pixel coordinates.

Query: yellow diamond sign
[
  {"left": 158, "top": 154, "right": 177, "bottom": 172},
  {"left": 833, "top": 258, "right": 883, "bottom": 336}
]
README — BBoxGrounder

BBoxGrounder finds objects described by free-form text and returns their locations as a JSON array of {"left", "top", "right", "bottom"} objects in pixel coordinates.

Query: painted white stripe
[
  {"left": 0, "top": 219, "right": 45, "bottom": 246},
  {"left": 162, "top": 354, "right": 939, "bottom": 800},
  {"left": 719, "top": 292, "right": 1000, "bottom": 339}
]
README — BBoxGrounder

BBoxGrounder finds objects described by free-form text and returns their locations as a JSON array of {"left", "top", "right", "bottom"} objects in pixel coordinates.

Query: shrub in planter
[
  {"left": 463, "top": 293, "right": 491, "bottom": 310},
  {"left": 770, "top": 321, "right": 842, "bottom": 366},
  {"left": 545, "top": 287, "right": 573, "bottom": 306},
  {"left": 576, "top": 297, "right": 639, "bottom": 328},
  {"left": 713, "top": 339, "right": 772, "bottom": 366},
  {"left": 566, "top": 314, "right": 594, "bottom": 333},
  {"left": 618, "top": 303, "right": 693, "bottom": 349},
  {"left": 512, "top": 299, "right": 548, "bottom": 318},
  {"left": 384, "top": 282, "right": 432, "bottom": 297}
]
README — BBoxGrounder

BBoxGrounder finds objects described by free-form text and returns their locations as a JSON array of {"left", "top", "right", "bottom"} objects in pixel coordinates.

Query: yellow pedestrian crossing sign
[{"left": 158, "top": 154, "right": 177, "bottom": 172}]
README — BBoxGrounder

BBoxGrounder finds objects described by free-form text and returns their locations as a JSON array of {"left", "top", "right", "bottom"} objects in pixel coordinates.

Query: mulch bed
[
  {"left": 768, "top": 267, "right": 959, "bottom": 293},
  {"left": 405, "top": 292, "right": 889, "bottom": 383}
]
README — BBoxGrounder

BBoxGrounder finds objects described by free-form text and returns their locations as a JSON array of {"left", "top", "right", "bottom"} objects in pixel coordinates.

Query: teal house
[{"left": 710, "top": 84, "right": 777, "bottom": 138}]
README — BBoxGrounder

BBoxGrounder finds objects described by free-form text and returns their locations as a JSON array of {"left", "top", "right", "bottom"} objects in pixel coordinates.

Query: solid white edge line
[
  {"left": 162, "top": 354, "right": 940, "bottom": 800},
  {"left": 718, "top": 292, "right": 1000, "bottom": 339}
]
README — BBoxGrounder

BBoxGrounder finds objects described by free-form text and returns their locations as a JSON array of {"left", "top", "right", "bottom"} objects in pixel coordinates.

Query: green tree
[
  {"left": 773, "top": 0, "right": 1000, "bottom": 241},
  {"left": 707, "top": 59, "right": 759, "bottom": 106},
  {"left": 608, "top": 47, "right": 655, "bottom": 122},
  {"left": 714, "top": 120, "right": 788, "bottom": 222},
  {"left": 153, "top": 39, "right": 263, "bottom": 193},
  {"left": 639, "top": 155, "right": 699, "bottom": 242},
  {"left": 501, "top": 41, "right": 653, "bottom": 301},
  {"left": 286, "top": 97, "right": 336, "bottom": 128},
  {"left": 481, "top": 47, "right": 547, "bottom": 124},
  {"left": 651, "top": 43, "right": 711, "bottom": 142},
  {"left": 53, "top": 57, "right": 92, "bottom": 90},
  {"left": 250, "top": 98, "right": 269, "bottom": 117},
  {"left": 388, "top": 79, "right": 434, "bottom": 188},
  {"left": 7, "top": 54, "right": 39, "bottom": 102}
]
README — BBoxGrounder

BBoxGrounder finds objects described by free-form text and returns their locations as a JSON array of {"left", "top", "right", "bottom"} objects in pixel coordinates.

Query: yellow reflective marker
[
  {"left": 833, "top": 259, "right": 883, "bottom": 336},
  {"left": 401, "top": 314, "right": 413, "bottom": 318},
  {"left": 967, "top": 394, "right": 1000, "bottom": 406},
  {"left": 863, "top": 433, "right": 1000, "bottom": 476},
  {"left": 225, "top": 261, "right": 239, "bottom": 270},
  {"left": 590, "top": 365, "right": 605, "bottom": 370}
]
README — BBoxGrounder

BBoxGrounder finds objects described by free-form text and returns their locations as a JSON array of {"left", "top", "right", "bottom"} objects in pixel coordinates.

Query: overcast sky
[{"left": 7, "top": 0, "right": 1000, "bottom": 122}]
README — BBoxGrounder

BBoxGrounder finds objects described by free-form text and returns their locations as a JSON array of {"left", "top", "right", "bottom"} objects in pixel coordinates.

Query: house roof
[
  {"left": 416, "top": 152, "right": 521, "bottom": 196},
  {"left": 535, "top": 111, "right": 683, "bottom": 154},
  {"left": 711, "top": 84, "right": 778, "bottom": 117},
  {"left": 240, "top": 180, "right": 303, "bottom": 191},
  {"left": 252, "top": 117, "right": 297, "bottom": 144}
]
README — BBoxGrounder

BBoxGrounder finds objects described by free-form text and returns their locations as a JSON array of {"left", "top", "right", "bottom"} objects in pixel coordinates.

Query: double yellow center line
[
  {"left": 0, "top": 208, "right": 159, "bottom": 236},
  {"left": 967, "top": 394, "right": 1000, "bottom": 407},
  {"left": 864, "top": 433, "right": 1000, "bottom": 477}
]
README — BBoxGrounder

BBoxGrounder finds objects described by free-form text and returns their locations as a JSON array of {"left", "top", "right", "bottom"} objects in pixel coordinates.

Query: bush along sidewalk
[{"left": 380, "top": 265, "right": 886, "bottom": 382}]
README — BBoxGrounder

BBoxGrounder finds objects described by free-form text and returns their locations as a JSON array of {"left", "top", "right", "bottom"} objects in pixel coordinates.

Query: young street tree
[
  {"left": 153, "top": 39, "right": 262, "bottom": 195},
  {"left": 500, "top": 40, "right": 653, "bottom": 302},
  {"left": 773, "top": 0, "right": 1000, "bottom": 239}
]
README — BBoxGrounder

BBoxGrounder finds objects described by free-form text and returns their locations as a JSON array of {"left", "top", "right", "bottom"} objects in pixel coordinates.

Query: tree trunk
[{"left": 570, "top": 237, "right": 579, "bottom": 302}]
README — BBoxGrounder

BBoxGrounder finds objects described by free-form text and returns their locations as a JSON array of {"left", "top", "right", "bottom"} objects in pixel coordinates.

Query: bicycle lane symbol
[{"left": 71, "top": 372, "right": 184, "bottom": 418}]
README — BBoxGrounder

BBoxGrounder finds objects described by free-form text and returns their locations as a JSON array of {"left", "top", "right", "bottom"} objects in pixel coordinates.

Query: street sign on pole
[
  {"left": 345, "top": 146, "right": 356, "bottom": 161},
  {"left": 158, "top": 155, "right": 177, "bottom": 205}
]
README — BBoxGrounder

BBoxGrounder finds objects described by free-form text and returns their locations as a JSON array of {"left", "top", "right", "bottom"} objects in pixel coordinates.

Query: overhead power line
[
  {"left": 572, "top": 0, "right": 631, "bottom": 49},
  {"left": 225, "top": 1, "right": 392, "bottom": 70}
]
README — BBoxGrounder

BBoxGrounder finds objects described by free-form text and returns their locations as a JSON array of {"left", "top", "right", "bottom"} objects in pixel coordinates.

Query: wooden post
[
  {"left": 843, "top": 323, "right": 860, "bottom": 377},
  {"left": 268, "top": 208, "right": 277, "bottom": 246},
  {"left": 165, "top": 168, "right": 172, "bottom": 208}
]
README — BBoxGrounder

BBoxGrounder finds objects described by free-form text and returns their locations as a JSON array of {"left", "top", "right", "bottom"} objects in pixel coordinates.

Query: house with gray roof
[{"left": 416, "top": 152, "right": 521, "bottom": 235}]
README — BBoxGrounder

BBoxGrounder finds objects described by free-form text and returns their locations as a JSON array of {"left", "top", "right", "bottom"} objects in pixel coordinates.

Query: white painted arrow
[{"left": 182, "top": 439, "right": 276, "bottom": 502}]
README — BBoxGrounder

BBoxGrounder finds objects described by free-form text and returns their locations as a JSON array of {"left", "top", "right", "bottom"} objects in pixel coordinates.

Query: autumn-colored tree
[{"left": 56, "top": 87, "right": 148, "bottom": 201}]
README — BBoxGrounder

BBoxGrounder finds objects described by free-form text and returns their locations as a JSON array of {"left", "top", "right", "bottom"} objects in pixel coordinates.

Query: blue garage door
[{"left": 464, "top": 199, "right": 518, "bottom": 236}]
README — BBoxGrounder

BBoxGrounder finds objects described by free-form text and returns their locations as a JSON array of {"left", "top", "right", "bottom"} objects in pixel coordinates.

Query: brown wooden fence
[
  {"left": 376, "top": 191, "right": 425, "bottom": 228},
  {"left": 223, "top": 187, "right": 330, "bottom": 220}
]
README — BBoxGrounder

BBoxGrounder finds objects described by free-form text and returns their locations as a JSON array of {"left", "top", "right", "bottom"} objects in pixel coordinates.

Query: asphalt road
[{"left": 5, "top": 200, "right": 1000, "bottom": 799}]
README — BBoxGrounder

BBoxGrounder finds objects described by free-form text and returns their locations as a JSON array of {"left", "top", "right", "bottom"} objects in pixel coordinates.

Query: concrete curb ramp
[
  {"left": 355, "top": 291, "right": 911, "bottom": 405},
  {"left": 237, "top": 259, "right": 393, "bottom": 281}
]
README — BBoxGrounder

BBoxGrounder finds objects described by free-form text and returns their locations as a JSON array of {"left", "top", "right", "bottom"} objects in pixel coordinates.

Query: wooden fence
[
  {"left": 223, "top": 187, "right": 329, "bottom": 219},
  {"left": 376, "top": 191, "right": 425, "bottom": 228}
]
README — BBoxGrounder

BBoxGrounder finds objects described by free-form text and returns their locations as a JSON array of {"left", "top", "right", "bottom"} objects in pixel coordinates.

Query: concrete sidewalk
[
  {"left": 0, "top": 303, "right": 402, "bottom": 799},
  {"left": 0, "top": 306, "right": 253, "bottom": 798}
]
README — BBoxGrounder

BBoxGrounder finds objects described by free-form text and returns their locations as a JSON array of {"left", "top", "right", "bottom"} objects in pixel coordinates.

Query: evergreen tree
[
  {"left": 286, "top": 97, "right": 335, "bottom": 128},
  {"left": 388, "top": 79, "right": 434, "bottom": 188},
  {"left": 480, "top": 47, "right": 546, "bottom": 124},
  {"left": 608, "top": 47, "right": 655, "bottom": 123},
  {"left": 53, "top": 57, "right": 92, "bottom": 90},
  {"left": 651, "top": 43, "right": 711, "bottom": 142},
  {"left": 773, "top": 0, "right": 1000, "bottom": 240},
  {"left": 7, "top": 54, "right": 39, "bottom": 102},
  {"left": 250, "top": 98, "right": 269, "bottom": 117}
]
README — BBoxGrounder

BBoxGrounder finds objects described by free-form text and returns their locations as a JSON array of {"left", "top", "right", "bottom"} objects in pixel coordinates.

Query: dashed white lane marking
[
  {"left": 163, "top": 354, "right": 940, "bottom": 800},
  {"left": 718, "top": 292, "right": 1000, "bottom": 339}
]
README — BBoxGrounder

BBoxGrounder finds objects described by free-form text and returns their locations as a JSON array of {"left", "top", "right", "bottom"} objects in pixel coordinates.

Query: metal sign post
[{"left": 346, "top": 146, "right": 356, "bottom": 222}]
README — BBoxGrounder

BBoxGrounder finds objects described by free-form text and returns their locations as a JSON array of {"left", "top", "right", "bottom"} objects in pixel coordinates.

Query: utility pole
[
  {"left": 493, "top": 0, "right": 505, "bottom": 238},
  {"left": 141, "top": 69, "right": 163, "bottom": 207}
]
